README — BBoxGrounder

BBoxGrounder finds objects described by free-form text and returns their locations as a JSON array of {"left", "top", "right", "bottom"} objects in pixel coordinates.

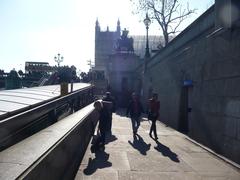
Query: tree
[
  {"left": 80, "top": 72, "right": 89, "bottom": 82},
  {"left": 58, "top": 66, "right": 73, "bottom": 83},
  {"left": 130, "top": 0, "right": 196, "bottom": 46},
  {"left": 18, "top": 70, "right": 24, "bottom": 77},
  {"left": 0, "top": 69, "right": 4, "bottom": 76}
]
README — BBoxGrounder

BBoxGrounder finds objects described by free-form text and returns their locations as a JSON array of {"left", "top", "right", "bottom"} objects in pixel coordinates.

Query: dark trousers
[
  {"left": 131, "top": 116, "right": 140, "bottom": 133},
  {"left": 99, "top": 130, "right": 106, "bottom": 145},
  {"left": 150, "top": 119, "right": 157, "bottom": 138},
  {"left": 107, "top": 116, "right": 112, "bottom": 134}
]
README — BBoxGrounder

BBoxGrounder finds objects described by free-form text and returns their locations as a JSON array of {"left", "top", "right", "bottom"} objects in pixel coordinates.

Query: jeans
[
  {"left": 150, "top": 119, "right": 157, "bottom": 138},
  {"left": 131, "top": 116, "right": 140, "bottom": 133},
  {"left": 99, "top": 130, "right": 106, "bottom": 145}
]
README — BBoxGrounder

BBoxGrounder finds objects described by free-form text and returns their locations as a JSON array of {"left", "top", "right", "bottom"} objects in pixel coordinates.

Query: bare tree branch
[
  {"left": 130, "top": 0, "right": 197, "bottom": 46},
  {"left": 166, "top": 0, "right": 178, "bottom": 22}
]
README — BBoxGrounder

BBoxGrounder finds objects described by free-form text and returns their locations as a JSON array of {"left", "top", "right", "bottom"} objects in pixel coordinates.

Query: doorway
[{"left": 179, "top": 86, "right": 192, "bottom": 134}]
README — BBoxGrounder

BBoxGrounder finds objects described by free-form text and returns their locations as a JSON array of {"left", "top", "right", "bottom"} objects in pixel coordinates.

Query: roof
[{"left": 132, "top": 35, "right": 164, "bottom": 58}]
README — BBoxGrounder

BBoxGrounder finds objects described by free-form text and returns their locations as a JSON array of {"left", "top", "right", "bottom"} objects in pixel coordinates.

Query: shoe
[{"left": 154, "top": 136, "right": 158, "bottom": 140}]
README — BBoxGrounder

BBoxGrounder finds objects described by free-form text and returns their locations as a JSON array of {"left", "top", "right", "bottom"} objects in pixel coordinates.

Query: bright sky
[{"left": 0, "top": 0, "right": 214, "bottom": 73}]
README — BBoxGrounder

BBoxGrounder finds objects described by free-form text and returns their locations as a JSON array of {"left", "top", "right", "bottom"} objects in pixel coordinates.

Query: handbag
[
  {"left": 90, "top": 133, "right": 102, "bottom": 153},
  {"left": 148, "top": 111, "right": 157, "bottom": 120}
]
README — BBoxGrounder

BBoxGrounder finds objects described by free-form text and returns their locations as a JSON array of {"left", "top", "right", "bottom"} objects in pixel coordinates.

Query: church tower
[
  {"left": 95, "top": 18, "right": 100, "bottom": 35},
  {"left": 94, "top": 19, "right": 121, "bottom": 72},
  {"left": 116, "top": 19, "right": 121, "bottom": 37}
]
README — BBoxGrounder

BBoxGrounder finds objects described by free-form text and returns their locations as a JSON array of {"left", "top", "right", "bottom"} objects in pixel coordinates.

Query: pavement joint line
[
  {"left": 184, "top": 136, "right": 240, "bottom": 171},
  {"left": 0, "top": 161, "right": 25, "bottom": 166}
]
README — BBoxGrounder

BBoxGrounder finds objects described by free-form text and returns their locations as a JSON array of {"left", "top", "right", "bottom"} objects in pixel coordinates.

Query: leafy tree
[
  {"left": 18, "top": 70, "right": 24, "bottom": 77},
  {"left": 130, "top": 0, "right": 196, "bottom": 46},
  {"left": 58, "top": 66, "right": 73, "bottom": 83},
  {"left": 0, "top": 69, "right": 4, "bottom": 76},
  {"left": 80, "top": 72, "right": 89, "bottom": 82}
]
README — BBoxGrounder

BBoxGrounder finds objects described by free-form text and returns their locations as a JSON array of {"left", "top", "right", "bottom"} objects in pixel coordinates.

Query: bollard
[{"left": 60, "top": 82, "right": 68, "bottom": 96}]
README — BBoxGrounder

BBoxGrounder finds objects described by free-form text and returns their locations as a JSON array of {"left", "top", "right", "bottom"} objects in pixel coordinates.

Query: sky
[{"left": 0, "top": 0, "right": 214, "bottom": 73}]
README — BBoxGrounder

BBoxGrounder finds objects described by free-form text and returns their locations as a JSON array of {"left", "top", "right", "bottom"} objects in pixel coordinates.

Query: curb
[{"left": 185, "top": 137, "right": 240, "bottom": 171}]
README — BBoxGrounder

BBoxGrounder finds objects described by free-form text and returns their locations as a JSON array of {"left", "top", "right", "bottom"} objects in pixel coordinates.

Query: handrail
[{"left": 0, "top": 103, "right": 98, "bottom": 180}]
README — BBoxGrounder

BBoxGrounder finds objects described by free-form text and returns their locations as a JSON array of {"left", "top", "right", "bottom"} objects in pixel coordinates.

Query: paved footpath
[{"left": 75, "top": 110, "right": 240, "bottom": 180}]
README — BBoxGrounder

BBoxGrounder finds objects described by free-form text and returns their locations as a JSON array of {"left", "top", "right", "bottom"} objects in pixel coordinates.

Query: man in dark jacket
[
  {"left": 126, "top": 92, "right": 144, "bottom": 136},
  {"left": 102, "top": 92, "right": 116, "bottom": 135},
  {"left": 94, "top": 101, "right": 111, "bottom": 147}
]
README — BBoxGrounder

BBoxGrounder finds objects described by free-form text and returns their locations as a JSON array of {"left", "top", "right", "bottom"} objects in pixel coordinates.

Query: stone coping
[{"left": 0, "top": 103, "right": 94, "bottom": 180}]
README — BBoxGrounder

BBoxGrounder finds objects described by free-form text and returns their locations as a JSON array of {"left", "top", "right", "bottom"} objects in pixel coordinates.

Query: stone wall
[
  {"left": 138, "top": 6, "right": 240, "bottom": 163},
  {"left": 108, "top": 53, "right": 141, "bottom": 107}
]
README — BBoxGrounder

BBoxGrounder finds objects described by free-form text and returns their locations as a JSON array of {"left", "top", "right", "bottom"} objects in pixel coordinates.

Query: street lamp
[
  {"left": 54, "top": 53, "right": 64, "bottom": 67},
  {"left": 141, "top": 13, "right": 151, "bottom": 104},
  {"left": 144, "top": 13, "right": 151, "bottom": 59}
]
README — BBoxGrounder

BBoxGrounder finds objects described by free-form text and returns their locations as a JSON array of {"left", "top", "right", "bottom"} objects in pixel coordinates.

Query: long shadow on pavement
[
  {"left": 83, "top": 150, "right": 112, "bottom": 175},
  {"left": 128, "top": 134, "right": 151, "bottom": 155},
  {"left": 154, "top": 140, "right": 180, "bottom": 163},
  {"left": 105, "top": 134, "right": 118, "bottom": 144}
]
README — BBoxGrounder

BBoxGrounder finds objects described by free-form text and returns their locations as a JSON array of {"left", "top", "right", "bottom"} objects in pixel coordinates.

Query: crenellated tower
[
  {"left": 94, "top": 19, "right": 122, "bottom": 72},
  {"left": 116, "top": 19, "right": 121, "bottom": 37},
  {"left": 95, "top": 18, "right": 100, "bottom": 35}
]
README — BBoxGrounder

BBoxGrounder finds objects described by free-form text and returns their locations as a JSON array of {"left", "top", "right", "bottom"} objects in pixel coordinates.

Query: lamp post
[
  {"left": 141, "top": 13, "right": 151, "bottom": 106},
  {"left": 54, "top": 53, "right": 64, "bottom": 67},
  {"left": 144, "top": 13, "right": 151, "bottom": 59}
]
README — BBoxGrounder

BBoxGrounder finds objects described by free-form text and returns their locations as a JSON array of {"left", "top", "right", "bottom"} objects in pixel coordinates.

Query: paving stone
[
  {"left": 118, "top": 170, "right": 171, "bottom": 180},
  {"left": 75, "top": 169, "right": 118, "bottom": 180},
  {"left": 127, "top": 150, "right": 193, "bottom": 172},
  {"left": 180, "top": 155, "right": 240, "bottom": 179},
  {"left": 105, "top": 151, "right": 130, "bottom": 170},
  {"left": 118, "top": 171, "right": 203, "bottom": 180}
]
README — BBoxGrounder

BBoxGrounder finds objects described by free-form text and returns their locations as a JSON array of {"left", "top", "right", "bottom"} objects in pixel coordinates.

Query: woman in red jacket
[{"left": 148, "top": 93, "right": 160, "bottom": 140}]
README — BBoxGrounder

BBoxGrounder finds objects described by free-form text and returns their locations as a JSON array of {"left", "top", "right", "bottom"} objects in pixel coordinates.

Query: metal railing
[{"left": 0, "top": 85, "right": 94, "bottom": 151}]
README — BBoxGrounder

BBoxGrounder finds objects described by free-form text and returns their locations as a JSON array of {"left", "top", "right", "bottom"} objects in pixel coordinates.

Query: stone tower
[
  {"left": 94, "top": 19, "right": 121, "bottom": 72},
  {"left": 117, "top": 18, "right": 121, "bottom": 37}
]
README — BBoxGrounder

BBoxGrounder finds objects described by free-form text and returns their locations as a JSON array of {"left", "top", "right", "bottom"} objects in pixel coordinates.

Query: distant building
[
  {"left": 25, "top": 61, "right": 56, "bottom": 74},
  {"left": 132, "top": 35, "right": 165, "bottom": 58},
  {"left": 94, "top": 19, "right": 164, "bottom": 75},
  {"left": 94, "top": 19, "right": 121, "bottom": 73},
  {"left": 94, "top": 19, "right": 164, "bottom": 105}
]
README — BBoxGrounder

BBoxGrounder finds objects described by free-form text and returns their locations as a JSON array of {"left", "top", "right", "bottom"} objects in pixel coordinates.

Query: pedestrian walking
[
  {"left": 93, "top": 101, "right": 111, "bottom": 150},
  {"left": 126, "top": 92, "right": 144, "bottom": 136},
  {"left": 148, "top": 93, "right": 160, "bottom": 140},
  {"left": 102, "top": 92, "right": 116, "bottom": 135}
]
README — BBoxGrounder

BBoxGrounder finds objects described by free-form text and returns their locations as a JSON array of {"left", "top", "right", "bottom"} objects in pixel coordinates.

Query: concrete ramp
[{"left": 76, "top": 109, "right": 240, "bottom": 180}]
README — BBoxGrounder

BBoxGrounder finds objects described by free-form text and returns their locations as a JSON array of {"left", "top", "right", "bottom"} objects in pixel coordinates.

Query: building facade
[
  {"left": 94, "top": 19, "right": 162, "bottom": 100},
  {"left": 94, "top": 19, "right": 121, "bottom": 73},
  {"left": 137, "top": 1, "right": 240, "bottom": 164}
]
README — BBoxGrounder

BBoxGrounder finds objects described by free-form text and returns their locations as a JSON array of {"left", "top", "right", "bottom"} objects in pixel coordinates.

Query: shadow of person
[
  {"left": 105, "top": 134, "right": 118, "bottom": 144},
  {"left": 154, "top": 140, "right": 180, "bottom": 163},
  {"left": 83, "top": 150, "right": 112, "bottom": 175},
  {"left": 128, "top": 134, "right": 151, "bottom": 155}
]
